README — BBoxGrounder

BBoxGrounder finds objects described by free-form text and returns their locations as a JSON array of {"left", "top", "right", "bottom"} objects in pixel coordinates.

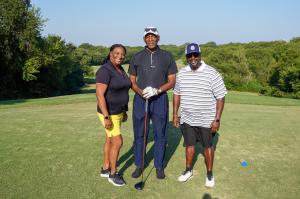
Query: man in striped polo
[{"left": 173, "top": 43, "right": 227, "bottom": 188}]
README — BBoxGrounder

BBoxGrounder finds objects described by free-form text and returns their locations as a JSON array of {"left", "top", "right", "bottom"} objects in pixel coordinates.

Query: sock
[
  {"left": 207, "top": 171, "right": 213, "bottom": 180},
  {"left": 102, "top": 167, "right": 110, "bottom": 171},
  {"left": 186, "top": 167, "right": 192, "bottom": 171}
]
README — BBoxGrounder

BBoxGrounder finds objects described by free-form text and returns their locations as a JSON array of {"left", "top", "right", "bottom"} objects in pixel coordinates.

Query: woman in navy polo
[{"left": 96, "top": 44, "right": 131, "bottom": 186}]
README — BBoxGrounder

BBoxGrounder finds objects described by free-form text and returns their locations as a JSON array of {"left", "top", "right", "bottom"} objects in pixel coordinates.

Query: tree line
[
  {"left": 1, "top": 0, "right": 299, "bottom": 100},
  {"left": 200, "top": 39, "right": 300, "bottom": 98},
  {"left": 77, "top": 39, "right": 300, "bottom": 99}
]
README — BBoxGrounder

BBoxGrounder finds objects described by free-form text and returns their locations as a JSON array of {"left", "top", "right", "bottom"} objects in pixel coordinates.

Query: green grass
[
  {"left": 226, "top": 91, "right": 300, "bottom": 106},
  {"left": 0, "top": 91, "right": 299, "bottom": 198}
]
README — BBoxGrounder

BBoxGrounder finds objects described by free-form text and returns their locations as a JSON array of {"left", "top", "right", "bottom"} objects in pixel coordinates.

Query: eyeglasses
[
  {"left": 186, "top": 52, "right": 200, "bottom": 59},
  {"left": 145, "top": 28, "right": 157, "bottom": 32}
]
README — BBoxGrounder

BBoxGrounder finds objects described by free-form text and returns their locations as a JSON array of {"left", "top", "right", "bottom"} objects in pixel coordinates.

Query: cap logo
[{"left": 190, "top": 45, "right": 195, "bottom": 50}]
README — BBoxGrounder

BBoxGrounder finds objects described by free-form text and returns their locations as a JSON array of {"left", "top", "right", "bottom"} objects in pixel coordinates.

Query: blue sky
[{"left": 31, "top": 0, "right": 300, "bottom": 47}]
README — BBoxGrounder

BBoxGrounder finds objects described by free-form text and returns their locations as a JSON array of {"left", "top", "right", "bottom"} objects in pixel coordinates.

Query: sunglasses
[
  {"left": 145, "top": 28, "right": 157, "bottom": 32},
  {"left": 186, "top": 52, "right": 200, "bottom": 59}
]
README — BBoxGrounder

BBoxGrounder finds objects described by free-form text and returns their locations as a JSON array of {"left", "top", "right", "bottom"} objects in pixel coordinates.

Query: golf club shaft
[{"left": 141, "top": 99, "right": 148, "bottom": 182}]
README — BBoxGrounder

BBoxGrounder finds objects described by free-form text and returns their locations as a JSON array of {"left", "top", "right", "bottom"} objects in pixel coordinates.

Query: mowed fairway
[{"left": 0, "top": 91, "right": 300, "bottom": 199}]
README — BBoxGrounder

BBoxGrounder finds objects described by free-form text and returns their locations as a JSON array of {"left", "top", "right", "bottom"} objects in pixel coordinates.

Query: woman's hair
[{"left": 102, "top": 44, "right": 127, "bottom": 64}]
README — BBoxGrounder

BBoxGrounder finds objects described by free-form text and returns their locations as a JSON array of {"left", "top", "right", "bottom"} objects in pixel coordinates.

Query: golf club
[{"left": 134, "top": 99, "right": 148, "bottom": 190}]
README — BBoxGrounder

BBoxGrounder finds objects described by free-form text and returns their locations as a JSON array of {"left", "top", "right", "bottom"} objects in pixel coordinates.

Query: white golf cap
[{"left": 144, "top": 26, "right": 159, "bottom": 37}]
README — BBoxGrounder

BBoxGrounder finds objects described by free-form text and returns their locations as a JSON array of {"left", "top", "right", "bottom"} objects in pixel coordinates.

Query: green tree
[
  {"left": 0, "top": 0, "right": 44, "bottom": 99},
  {"left": 24, "top": 35, "right": 84, "bottom": 97}
]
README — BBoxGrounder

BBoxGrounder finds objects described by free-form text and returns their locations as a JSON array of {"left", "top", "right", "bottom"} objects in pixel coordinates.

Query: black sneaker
[
  {"left": 100, "top": 167, "right": 110, "bottom": 178},
  {"left": 108, "top": 173, "right": 126, "bottom": 186},
  {"left": 156, "top": 168, "right": 165, "bottom": 179},
  {"left": 131, "top": 167, "right": 142, "bottom": 178}
]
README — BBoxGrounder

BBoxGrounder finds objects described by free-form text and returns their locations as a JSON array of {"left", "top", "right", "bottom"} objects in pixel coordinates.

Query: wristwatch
[
  {"left": 104, "top": 115, "right": 109, "bottom": 120},
  {"left": 215, "top": 119, "right": 220, "bottom": 123}
]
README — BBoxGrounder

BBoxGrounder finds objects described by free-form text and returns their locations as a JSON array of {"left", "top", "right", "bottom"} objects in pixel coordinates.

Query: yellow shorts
[{"left": 97, "top": 113, "right": 123, "bottom": 137}]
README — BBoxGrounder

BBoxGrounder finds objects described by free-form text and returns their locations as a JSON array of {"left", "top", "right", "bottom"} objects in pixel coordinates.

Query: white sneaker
[
  {"left": 205, "top": 176, "right": 215, "bottom": 188},
  {"left": 178, "top": 169, "right": 193, "bottom": 182}
]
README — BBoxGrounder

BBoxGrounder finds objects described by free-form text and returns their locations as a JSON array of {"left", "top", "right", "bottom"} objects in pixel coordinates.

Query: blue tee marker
[{"left": 240, "top": 159, "right": 248, "bottom": 167}]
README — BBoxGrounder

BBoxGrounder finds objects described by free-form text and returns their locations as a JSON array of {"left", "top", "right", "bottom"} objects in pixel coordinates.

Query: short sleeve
[
  {"left": 168, "top": 53, "right": 178, "bottom": 75},
  {"left": 96, "top": 66, "right": 110, "bottom": 84},
  {"left": 211, "top": 72, "right": 227, "bottom": 99},
  {"left": 128, "top": 56, "right": 137, "bottom": 76}
]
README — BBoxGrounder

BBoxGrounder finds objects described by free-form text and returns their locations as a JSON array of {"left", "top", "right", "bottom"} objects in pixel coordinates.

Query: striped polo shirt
[{"left": 173, "top": 61, "right": 227, "bottom": 128}]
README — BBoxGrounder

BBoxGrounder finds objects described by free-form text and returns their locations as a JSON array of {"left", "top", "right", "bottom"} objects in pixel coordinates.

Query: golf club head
[{"left": 134, "top": 181, "right": 144, "bottom": 190}]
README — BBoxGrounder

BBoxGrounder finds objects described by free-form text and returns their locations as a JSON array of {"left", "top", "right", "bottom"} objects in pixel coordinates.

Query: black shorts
[{"left": 180, "top": 123, "right": 213, "bottom": 148}]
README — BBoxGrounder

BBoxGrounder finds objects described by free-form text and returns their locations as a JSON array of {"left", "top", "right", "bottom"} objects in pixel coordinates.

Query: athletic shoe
[
  {"left": 100, "top": 167, "right": 110, "bottom": 178},
  {"left": 108, "top": 173, "right": 126, "bottom": 186},
  {"left": 205, "top": 176, "right": 215, "bottom": 188},
  {"left": 131, "top": 167, "right": 142, "bottom": 178},
  {"left": 156, "top": 168, "right": 165, "bottom": 179},
  {"left": 178, "top": 169, "right": 193, "bottom": 182}
]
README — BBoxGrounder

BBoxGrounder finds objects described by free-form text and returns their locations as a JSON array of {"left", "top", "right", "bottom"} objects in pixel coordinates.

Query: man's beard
[{"left": 189, "top": 61, "right": 201, "bottom": 71}]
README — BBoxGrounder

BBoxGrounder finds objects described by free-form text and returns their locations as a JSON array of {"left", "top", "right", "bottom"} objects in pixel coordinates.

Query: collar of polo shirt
[{"left": 186, "top": 60, "right": 206, "bottom": 72}]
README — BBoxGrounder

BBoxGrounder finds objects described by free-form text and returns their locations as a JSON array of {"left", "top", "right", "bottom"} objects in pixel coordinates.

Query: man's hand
[
  {"left": 173, "top": 115, "right": 180, "bottom": 128},
  {"left": 142, "top": 86, "right": 158, "bottom": 99},
  {"left": 210, "top": 120, "right": 220, "bottom": 133}
]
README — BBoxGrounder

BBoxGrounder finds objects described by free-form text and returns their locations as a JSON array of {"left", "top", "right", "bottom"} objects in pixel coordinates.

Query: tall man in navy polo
[{"left": 128, "top": 26, "right": 177, "bottom": 179}]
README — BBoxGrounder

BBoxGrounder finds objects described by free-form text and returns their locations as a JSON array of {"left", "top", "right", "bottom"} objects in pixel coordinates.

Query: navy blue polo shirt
[
  {"left": 96, "top": 61, "right": 131, "bottom": 115},
  {"left": 128, "top": 46, "right": 177, "bottom": 90}
]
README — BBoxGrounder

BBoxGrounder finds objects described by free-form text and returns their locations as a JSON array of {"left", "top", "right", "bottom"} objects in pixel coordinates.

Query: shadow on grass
[
  {"left": 80, "top": 89, "right": 96, "bottom": 94},
  {"left": 117, "top": 146, "right": 134, "bottom": 175},
  {"left": 202, "top": 193, "right": 218, "bottom": 199},
  {"left": 118, "top": 123, "right": 220, "bottom": 175},
  {"left": 118, "top": 125, "right": 154, "bottom": 175},
  {"left": 0, "top": 99, "right": 28, "bottom": 105},
  {"left": 118, "top": 121, "right": 182, "bottom": 175},
  {"left": 164, "top": 122, "right": 182, "bottom": 168}
]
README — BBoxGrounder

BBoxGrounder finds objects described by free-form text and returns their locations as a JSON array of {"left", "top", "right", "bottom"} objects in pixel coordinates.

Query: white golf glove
[{"left": 142, "top": 86, "right": 158, "bottom": 99}]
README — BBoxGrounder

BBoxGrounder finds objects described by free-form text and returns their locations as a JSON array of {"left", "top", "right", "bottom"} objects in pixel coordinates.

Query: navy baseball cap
[{"left": 185, "top": 43, "right": 201, "bottom": 55}]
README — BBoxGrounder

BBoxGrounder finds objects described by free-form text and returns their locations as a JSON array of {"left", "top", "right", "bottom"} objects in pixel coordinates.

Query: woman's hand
[{"left": 104, "top": 118, "right": 113, "bottom": 129}]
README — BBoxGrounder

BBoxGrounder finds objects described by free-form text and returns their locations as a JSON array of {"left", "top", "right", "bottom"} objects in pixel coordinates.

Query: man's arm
[
  {"left": 129, "top": 75, "right": 143, "bottom": 97},
  {"left": 144, "top": 74, "right": 176, "bottom": 98},
  {"left": 173, "top": 93, "right": 181, "bottom": 128},
  {"left": 159, "top": 74, "right": 176, "bottom": 93},
  {"left": 210, "top": 97, "right": 225, "bottom": 132}
]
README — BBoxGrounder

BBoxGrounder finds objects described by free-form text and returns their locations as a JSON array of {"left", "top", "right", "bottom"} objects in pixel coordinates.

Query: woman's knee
[{"left": 111, "top": 135, "right": 123, "bottom": 149}]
